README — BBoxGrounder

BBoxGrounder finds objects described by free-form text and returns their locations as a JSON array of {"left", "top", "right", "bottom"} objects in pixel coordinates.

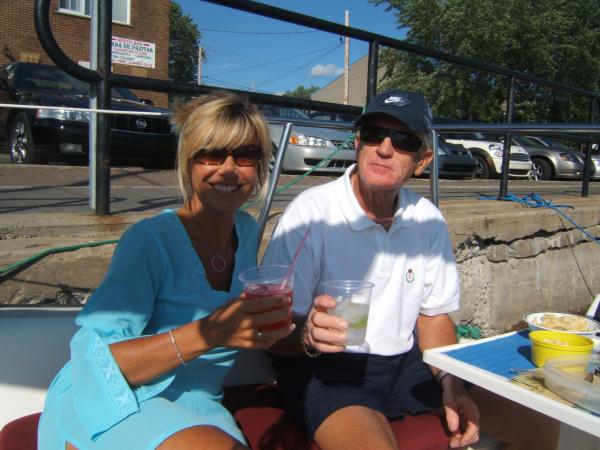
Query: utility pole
[
  {"left": 197, "top": 45, "right": 203, "bottom": 85},
  {"left": 343, "top": 10, "right": 350, "bottom": 105}
]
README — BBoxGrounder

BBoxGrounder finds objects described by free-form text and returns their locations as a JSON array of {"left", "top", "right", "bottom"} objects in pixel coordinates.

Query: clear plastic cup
[
  {"left": 323, "top": 280, "right": 374, "bottom": 346},
  {"left": 239, "top": 265, "right": 293, "bottom": 329}
]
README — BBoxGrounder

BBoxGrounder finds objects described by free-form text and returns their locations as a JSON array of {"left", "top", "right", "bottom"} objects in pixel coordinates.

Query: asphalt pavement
[{"left": 1, "top": 162, "right": 599, "bottom": 215}]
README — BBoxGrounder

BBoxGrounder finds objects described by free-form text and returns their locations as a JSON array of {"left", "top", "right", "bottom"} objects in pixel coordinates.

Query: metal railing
[{"left": 30, "top": 0, "right": 600, "bottom": 215}]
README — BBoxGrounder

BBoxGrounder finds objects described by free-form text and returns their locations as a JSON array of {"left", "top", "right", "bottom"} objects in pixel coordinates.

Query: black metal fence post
[
  {"left": 367, "top": 39, "right": 379, "bottom": 104},
  {"left": 581, "top": 97, "right": 598, "bottom": 197},
  {"left": 95, "top": 0, "right": 112, "bottom": 215},
  {"left": 499, "top": 76, "right": 515, "bottom": 198}
]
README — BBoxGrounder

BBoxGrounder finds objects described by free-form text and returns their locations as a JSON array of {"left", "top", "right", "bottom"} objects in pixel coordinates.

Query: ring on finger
[{"left": 257, "top": 328, "right": 263, "bottom": 339}]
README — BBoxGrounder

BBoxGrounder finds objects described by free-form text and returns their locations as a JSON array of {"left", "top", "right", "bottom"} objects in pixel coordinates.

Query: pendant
[{"left": 211, "top": 255, "right": 226, "bottom": 273}]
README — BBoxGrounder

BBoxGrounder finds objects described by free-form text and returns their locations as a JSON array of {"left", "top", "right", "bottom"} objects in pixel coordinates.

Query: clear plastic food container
[{"left": 543, "top": 354, "right": 600, "bottom": 414}]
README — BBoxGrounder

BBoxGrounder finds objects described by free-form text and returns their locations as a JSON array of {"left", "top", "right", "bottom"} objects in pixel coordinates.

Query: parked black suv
[{"left": 0, "top": 62, "right": 175, "bottom": 166}]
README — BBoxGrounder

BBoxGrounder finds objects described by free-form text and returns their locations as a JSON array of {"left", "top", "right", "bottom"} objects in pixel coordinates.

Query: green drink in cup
[
  {"left": 323, "top": 280, "right": 374, "bottom": 346},
  {"left": 239, "top": 265, "right": 293, "bottom": 330}
]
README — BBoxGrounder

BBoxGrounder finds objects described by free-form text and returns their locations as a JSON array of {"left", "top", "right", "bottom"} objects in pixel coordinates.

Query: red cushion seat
[
  {"left": 223, "top": 384, "right": 451, "bottom": 450},
  {"left": 0, "top": 413, "right": 40, "bottom": 450},
  {"left": 0, "top": 384, "right": 451, "bottom": 450}
]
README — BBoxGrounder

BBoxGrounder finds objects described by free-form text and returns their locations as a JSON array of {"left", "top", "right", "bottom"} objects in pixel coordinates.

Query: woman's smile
[{"left": 212, "top": 183, "right": 241, "bottom": 193}]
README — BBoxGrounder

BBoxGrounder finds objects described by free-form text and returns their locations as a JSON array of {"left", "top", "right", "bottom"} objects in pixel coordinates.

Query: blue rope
[{"left": 479, "top": 193, "right": 600, "bottom": 245}]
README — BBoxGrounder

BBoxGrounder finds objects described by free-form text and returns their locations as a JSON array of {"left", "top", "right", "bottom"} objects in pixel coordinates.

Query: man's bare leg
[{"left": 314, "top": 405, "right": 398, "bottom": 450}]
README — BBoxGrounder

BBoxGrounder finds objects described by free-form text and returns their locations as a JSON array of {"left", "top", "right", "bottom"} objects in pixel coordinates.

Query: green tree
[
  {"left": 370, "top": 0, "right": 600, "bottom": 123},
  {"left": 284, "top": 85, "right": 320, "bottom": 99},
  {"left": 169, "top": 1, "right": 202, "bottom": 84}
]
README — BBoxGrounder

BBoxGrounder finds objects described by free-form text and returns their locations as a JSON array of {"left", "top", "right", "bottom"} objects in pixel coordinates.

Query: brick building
[{"left": 1, "top": 0, "right": 170, "bottom": 107}]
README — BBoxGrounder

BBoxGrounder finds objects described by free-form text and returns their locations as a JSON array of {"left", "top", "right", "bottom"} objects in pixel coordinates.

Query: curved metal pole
[
  {"left": 34, "top": 0, "right": 112, "bottom": 214},
  {"left": 257, "top": 122, "right": 293, "bottom": 248},
  {"left": 33, "top": 0, "right": 101, "bottom": 82}
]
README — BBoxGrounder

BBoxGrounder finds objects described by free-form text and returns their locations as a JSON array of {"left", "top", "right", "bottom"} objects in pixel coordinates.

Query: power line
[
  {"left": 256, "top": 44, "right": 343, "bottom": 88},
  {"left": 199, "top": 27, "right": 320, "bottom": 35},
  {"left": 202, "top": 75, "right": 278, "bottom": 95},
  {"left": 208, "top": 44, "right": 342, "bottom": 77}
]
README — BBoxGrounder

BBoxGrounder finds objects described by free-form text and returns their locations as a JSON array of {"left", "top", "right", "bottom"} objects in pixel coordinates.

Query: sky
[{"left": 176, "top": 0, "right": 405, "bottom": 95}]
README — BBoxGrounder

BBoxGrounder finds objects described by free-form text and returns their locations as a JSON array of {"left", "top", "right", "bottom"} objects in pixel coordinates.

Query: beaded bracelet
[
  {"left": 168, "top": 329, "right": 188, "bottom": 367},
  {"left": 301, "top": 322, "right": 321, "bottom": 358}
]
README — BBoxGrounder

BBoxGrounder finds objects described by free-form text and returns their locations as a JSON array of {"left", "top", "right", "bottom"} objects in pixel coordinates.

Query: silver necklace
[{"left": 196, "top": 233, "right": 231, "bottom": 273}]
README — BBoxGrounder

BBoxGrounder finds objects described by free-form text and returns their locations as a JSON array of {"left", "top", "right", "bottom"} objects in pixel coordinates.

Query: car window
[
  {"left": 111, "top": 86, "right": 142, "bottom": 101},
  {"left": 12, "top": 63, "right": 142, "bottom": 101},
  {"left": 513, "top": 136, "right": 541, "bottom": 146},
  {"left": 449, "top": 131, "right": 487, "bottom": 140},
  {"left": 309, "top": 111, "right": 357, "bottom": 122},
  {"left": 258, "top": 105, "right": 310, "bottom": 119},
  {"left": 16, "top": 64, "right": 89, "bottom": 94}
]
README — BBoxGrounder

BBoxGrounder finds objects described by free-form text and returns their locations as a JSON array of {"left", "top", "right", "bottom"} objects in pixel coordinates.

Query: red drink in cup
[{"left": 239, "top": 265, "right": 293, "bottom": 330}]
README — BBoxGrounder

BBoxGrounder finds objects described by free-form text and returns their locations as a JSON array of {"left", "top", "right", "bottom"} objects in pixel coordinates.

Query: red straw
[{"left": 287, "top": 226, "right": 311, "bottom": 275}]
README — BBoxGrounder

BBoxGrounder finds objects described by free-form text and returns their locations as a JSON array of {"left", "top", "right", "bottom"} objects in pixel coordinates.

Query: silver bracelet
[
  {"left": 168, "top": 329, "right": 188, "bottom": 367},
  {"left": 435, "top": 369, "right": 450, "bottom": 384}
]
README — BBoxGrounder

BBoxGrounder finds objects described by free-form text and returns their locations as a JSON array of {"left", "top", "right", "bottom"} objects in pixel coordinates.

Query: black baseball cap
[{"left": 354, "top": 90, "right": 433, "bottom": 134}]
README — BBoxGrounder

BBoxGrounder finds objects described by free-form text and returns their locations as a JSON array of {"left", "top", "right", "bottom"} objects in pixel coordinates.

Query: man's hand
[
  {"left": 304, "top": 294, "right": 348, "bottom": 353},
  {"left": 441, "top": 374, "right": 480, "bottom": 448}
]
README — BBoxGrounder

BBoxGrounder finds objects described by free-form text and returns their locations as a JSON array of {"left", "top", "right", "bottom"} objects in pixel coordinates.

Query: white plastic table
[{"left": 423, "top": 332, "right": 600, "bottom": 450}]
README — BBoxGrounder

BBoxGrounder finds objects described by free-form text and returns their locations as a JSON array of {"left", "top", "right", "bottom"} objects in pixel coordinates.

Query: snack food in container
[
  {"left": 543, "top": 354, "right": 600, "bottom": 414},
  {"left": 529, "top": 330, "right": 593, "bottom": 367},
  {"left": 524, "top": 312, "right": 600, "bottom": 338}
]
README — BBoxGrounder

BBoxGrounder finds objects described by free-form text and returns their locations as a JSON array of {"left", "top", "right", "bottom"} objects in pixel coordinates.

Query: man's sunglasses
[
  {"left": 359, "top": 125, "right": 423, "bottom": 153},
  {"left": 192, "top": 145, "right": 262, "bottom": 167}
]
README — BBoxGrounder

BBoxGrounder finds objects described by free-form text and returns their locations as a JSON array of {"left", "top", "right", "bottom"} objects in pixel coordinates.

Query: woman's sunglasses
[
  {"left": 359, "top": 125, "right": 423, "bottom": 153},
  {"left": 192, "top": 145, "right": 262, "bottom": 167}
]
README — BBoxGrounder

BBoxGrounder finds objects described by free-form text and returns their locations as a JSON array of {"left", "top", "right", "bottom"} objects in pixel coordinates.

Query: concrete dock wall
[{"left": 1, "top": 196, "right": 599, "bottom": 336}]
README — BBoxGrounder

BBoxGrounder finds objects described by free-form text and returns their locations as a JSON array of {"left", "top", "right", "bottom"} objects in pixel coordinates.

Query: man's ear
[
  {"left": 413, "top": 148, "right": 433, "bottom": 176},
  {"left": 354, "top": 134, "right": 361, "bottom": 158}
]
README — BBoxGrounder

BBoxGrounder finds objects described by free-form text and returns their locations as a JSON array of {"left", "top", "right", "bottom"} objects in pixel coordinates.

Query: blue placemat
[{"left": 444, "top": 330, "right": 535, "bottom": 379}]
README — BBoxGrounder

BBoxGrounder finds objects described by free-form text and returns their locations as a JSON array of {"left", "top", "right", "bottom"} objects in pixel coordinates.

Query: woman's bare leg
[
  {"left": 65, "top": 424, "right": 245, "bottom": 449},
  {"left": 157, "top": 425, "right": 248, "bottom": 450}
]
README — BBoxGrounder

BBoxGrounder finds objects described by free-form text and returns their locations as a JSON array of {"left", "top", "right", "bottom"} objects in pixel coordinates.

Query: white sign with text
[{"left": 111, "top": 36, "right": 155, "bottom": 69}]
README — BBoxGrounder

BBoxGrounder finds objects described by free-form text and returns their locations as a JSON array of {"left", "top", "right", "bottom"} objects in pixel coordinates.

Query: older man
[{"left": 263, "top": 90, "right": 480, "bottom": 449}]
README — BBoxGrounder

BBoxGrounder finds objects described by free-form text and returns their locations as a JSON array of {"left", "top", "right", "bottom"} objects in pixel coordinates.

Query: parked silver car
[
  {"left": 258, "top": 105, "right": 356, "bottom": 174},
  {"left": 591, "top": 149, "right": 600, "bottom": 180},
  {"left": 443, "top": 132, "right": 533, "bottom": 179},
  {"left": 510, "top": 135, "right": 595, "bottom": 180},
  {"left": 422, "top": 139, "right": 480, "bottom": 179}
]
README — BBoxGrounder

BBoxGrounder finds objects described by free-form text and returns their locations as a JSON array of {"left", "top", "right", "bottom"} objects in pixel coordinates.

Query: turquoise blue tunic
[{"left": 38, "top": 209, "right": 258, "bottom": 449}]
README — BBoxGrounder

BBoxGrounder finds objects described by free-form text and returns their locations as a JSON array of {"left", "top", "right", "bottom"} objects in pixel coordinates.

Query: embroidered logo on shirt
[{"left": 406, "top": 269, "right": 415, "bottom": 283}]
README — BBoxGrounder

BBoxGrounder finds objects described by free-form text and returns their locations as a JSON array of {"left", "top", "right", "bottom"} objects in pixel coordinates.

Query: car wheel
[
  {"left": 473, "top": 154, "right": 491, "bottom": 179},
  {"left": 532, "top": 158, "right": 552, "bottom": 180},
  {"left": 8, "top": 113, "right": 40, "bottom": 164}
]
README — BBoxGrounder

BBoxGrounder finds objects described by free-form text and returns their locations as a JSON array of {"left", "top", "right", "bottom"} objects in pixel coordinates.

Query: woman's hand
[
  {"left": 199, "top": 294, "right": 294, "bottom": 350},
  {"left": 304, "top": 294, "right": 348, "bottom": 353}
]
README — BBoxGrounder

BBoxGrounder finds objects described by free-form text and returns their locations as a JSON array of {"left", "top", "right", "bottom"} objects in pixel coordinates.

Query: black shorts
[{"left": 271, "top": 344, "right": 442, "bottom": 438}]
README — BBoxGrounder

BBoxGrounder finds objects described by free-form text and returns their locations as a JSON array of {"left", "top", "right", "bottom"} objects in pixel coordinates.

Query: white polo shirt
[{"left": 262, "top": 165, "right": 460, "bottom": 356}]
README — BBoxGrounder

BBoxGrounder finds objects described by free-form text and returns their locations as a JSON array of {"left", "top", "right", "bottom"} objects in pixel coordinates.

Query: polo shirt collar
[{"left": 339, "top": 164, "right": 416, "bottom": 231}]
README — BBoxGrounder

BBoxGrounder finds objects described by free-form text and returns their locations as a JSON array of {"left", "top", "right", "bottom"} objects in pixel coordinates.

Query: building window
[{"left": 58, "top": 0, "right": 130, "bottom": 24}]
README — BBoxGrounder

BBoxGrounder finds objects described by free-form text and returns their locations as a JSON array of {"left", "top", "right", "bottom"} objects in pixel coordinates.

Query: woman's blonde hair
[{"left": 170, "top": 91, "right": 272, "bottom": 209}]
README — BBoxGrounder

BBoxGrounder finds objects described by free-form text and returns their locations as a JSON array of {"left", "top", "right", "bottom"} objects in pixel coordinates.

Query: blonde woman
[{"left": 38, "top": 91, "right": 294, "bottom": 450}]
